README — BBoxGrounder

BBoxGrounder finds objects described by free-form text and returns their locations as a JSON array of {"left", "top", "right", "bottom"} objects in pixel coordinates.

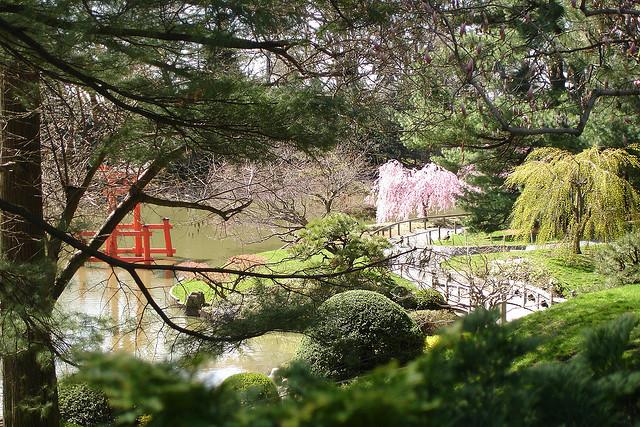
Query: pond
[
  {"left": 65, "top": 206, "right": 299, "bottom": 364},
  {"left": 57, "top": 206, "right": 302, "bottom": 383},
  {"left": 0, "top": 206, "right": 304, "bottom": 415}
]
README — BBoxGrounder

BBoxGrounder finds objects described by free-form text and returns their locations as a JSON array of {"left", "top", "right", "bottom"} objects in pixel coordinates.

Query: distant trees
[
  {"left": 192, "top": 145, "right": 374, "bottom": 241},
  {"left": 506, "top": 147, "right": 640, "bottom": 253},
  {"left": 383, "top": 0, "right": 640, "bottom": 233},
  {"left": 371, "top": 160, "right": 463, "bottom": 223},
  {"left": 381, "top": 0, "right": 640, "bottom": 145},
  {"left": 248, "top": 145, "right": 374, "bottom": 239}
]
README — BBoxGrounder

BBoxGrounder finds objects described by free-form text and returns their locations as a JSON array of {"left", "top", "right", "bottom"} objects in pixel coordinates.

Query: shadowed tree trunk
[{"left": 1, "top": 66, "right": 60, "bottom": 427}]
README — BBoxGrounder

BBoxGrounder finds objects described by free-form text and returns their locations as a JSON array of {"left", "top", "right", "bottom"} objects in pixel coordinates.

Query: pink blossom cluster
[{"left": 372, "top": 160, "right": 463, "bottom": 223}]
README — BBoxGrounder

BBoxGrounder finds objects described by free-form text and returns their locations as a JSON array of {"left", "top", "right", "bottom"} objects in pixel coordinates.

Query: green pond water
[{"left": 57, "top": 206, "right": 301, "bottom": 383}]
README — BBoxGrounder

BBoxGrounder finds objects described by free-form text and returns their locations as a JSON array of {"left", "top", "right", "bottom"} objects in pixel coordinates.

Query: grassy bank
[
  {"left": 512, "top": 286, "right": 640, "bottom": 365},
  {"left": 171, "top": 248, "right": 414, "bottom": 303},
  {"left": 445, "top": 248, "right": 605, "bottom": 295}
]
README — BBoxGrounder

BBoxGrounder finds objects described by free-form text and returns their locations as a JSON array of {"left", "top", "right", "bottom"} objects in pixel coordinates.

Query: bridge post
[
  {"left": 142, "top": 225, "right": 152, "bottom": 265},
  {"left": 499, "top": 301, "right": 507, "bottom": 324},
  {"left": 162, "top": 218, "right": 175, "bottom": 256},
  {"left": 133, "top": 204, "right": 142, "bottom": 257}
]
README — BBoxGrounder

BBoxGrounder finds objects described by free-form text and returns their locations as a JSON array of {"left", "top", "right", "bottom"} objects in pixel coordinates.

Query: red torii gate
[{"left": 80, "top": 165, "right": 176, "bottom": 264}]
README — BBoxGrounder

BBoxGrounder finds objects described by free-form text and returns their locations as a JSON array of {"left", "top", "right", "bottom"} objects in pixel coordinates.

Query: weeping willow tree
[{"left": 506, "top": 147, "right": 640, "bottom": 254}]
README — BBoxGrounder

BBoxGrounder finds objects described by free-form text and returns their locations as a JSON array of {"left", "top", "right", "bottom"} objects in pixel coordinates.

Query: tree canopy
[
  {"left": 387, "top": 0, "right": 640, "bottom": 146},
  {"left": 506, "top": 146, "right": 640, "bottom": 253},
  {"left": 2, "top": 0, "right": 640, "bottom": 425},
  {"left": 372, "top": 160, "right": 463, "bottom": 223}
]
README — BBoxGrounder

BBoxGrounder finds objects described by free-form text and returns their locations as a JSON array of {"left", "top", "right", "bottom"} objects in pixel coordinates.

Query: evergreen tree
[{"left": 0, "top": 1, "right": 392, "bottom": 425}]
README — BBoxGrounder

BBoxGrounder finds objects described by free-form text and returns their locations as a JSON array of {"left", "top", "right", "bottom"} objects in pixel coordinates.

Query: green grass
[
  {"left": 445, "top": 248, "right": 606, "bottom": 295},
  {"left": 512, "top": 285, "right": 640, "bottom": 365},
  {"left": 170, "top": 248, "right": 414, "bottom": 303},
  {"left": 170, "top": 280, "right": 215, "bottom": 304}
]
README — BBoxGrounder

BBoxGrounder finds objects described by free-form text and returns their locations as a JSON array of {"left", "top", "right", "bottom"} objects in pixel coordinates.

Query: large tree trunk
[
  {"left": 572, "top": 232, "right": 582, "bottom": 255},
  {"left": 1, "top": 66, "right": 60, "bottom": 427},
  {"left": 571, "top": 219, "right": 588, "bottom": 255}
]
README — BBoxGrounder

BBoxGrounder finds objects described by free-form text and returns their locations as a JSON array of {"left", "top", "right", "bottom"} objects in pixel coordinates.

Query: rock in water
[{"left": 185, "top": 291, "right": 205, "bottom": 316}]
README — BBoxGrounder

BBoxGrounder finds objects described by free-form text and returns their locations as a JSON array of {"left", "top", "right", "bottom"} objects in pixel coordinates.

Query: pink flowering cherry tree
[{"left": 372, "top": 160, "right": 463, "bottom": 223}]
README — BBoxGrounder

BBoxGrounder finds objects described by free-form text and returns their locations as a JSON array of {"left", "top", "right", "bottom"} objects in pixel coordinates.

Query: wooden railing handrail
[{"left": 370, "top": 213, "right": 470, "bottom": 236}]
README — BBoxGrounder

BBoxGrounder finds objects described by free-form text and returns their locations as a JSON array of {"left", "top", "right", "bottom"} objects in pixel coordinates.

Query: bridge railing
[
  {"left": 392, "top": 258, "right": 564, "bottom": 317},
  {"left": 370, "top": 213, "right": 470, "bottom": 238},
  {"left": 431, "top": 272, "right": 565, "bottom": 312}
]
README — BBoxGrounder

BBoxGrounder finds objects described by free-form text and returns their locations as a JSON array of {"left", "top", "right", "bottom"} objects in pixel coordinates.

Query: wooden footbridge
[
  {"left": 371, "top": 213, "right": 469, "bottom": 239},
  {"left": 374, "top": 214, "right": 564, "bottom": 321}
]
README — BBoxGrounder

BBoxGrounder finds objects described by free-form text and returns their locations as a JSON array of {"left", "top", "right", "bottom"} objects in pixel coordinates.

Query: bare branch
[{"left": 137, "top": 192, "right": 251, "bottom": 221}]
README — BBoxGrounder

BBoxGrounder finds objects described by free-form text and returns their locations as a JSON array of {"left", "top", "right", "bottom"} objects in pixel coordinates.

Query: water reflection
[
  {"left": 60, "top": 264, "right": 301, "bottom": 383},
  {"left": 56, "top": 207, "right": 298, "bottom": 383},
  {"left": 0, "top": 207, "right": 299, "bottom": 415}
]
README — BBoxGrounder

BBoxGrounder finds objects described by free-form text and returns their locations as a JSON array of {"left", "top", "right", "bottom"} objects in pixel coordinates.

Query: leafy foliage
[
  {"left": 220, "top": 373, "right": 280, "bottom": 406},
  {"left": 293, "top": 213, "right": 389, "bottom": 271},
  {"left": 387, "top": 284, "right": 420, "bottom": 309},
  {"left": 202, "top": 278, "right": 322, "bottom": 339},
  {"left": 295, "top": 290, "right": 424, "bottom": 381},
  {"left": 73, "top": 354, "right": 235, "bottom": 427},
  {"left": 58, "top": 380, "right": 113, "bottom": 427},
  {"left": 596, "top": 231, "right": 640, "bottom": 287},
  {"left": 461, "top": 172, "right": 520, "bottom": 233},
  {"left": 75, "top": 309, "right": 640, "bottom": 427},
  {"left": 388, "top": 0, "right": 640, "bottom": 146},
  {"left": 413, "top": 288, "right": 447, "bottom": 310},
  {"left": 507, "top": 147, "right": 640, "bottom": 253},
  {"left": 291, "top": 213, "right": 401, "bottom": 299}
]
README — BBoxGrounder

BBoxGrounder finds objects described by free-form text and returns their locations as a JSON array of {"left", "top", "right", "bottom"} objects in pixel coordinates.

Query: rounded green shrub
[
  {"left": 220, "top": 372, "right": 280, "bottom": 405},
  {"left": 58, "top": 381, "right": 113, "bottom": 427},
  {"left": 595, "top": 230, "right": 640, "bottom": 287},
  {"left": 296, "top": 290, "right": 424, "bottom": 381},
  {"left": 410, "top": 309, "right": 458, "bottom": 336},
  {"left": 414, "top": 288, "right": 446, "bottom": 310},
  {"left": 387, "top": 285, "right": 418, "bottom": 309}
]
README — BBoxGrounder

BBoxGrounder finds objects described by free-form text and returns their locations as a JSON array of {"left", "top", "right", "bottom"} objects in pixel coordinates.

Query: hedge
[{"left": 296, "top": 290, "right": 424, "bottom": 381}]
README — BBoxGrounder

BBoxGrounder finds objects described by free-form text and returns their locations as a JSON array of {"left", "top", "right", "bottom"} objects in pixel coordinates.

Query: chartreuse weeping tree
[{"left": 506, "top": 147, "right": 640, "bottom": 254}]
